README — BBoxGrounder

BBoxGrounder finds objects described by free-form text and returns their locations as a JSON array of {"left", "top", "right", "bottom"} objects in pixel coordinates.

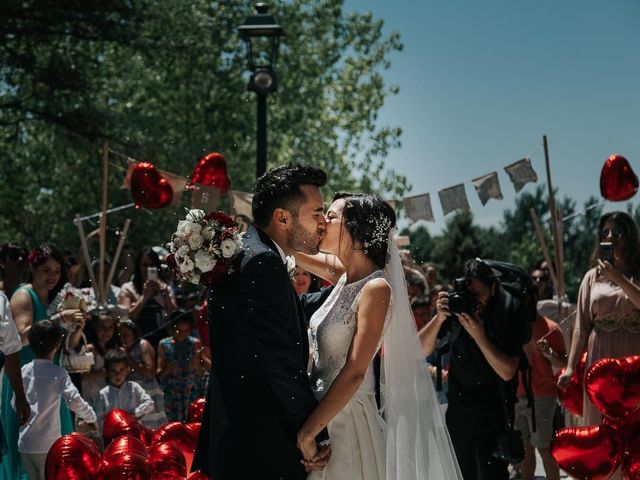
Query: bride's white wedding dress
[{"left": 307, "top": 235, "right": 463, "bottom": 480}]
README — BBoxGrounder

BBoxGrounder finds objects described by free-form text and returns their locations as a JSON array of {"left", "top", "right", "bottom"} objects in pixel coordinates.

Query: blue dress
[{"left": 0, "top": 287, "right": 73, "bottom": 479}]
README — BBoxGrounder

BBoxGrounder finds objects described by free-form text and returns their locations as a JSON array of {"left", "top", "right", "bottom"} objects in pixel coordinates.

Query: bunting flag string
[
  {"left": 472, "top": 171, "right": 503, "bottom": 206},
  {"left": 438, "top": 184, "right": 470, "bottom": 216},
  {"left": 504, "top": 157, "right": 538, "bottom": 193},
  {"left": 403, "top": 193, "right": 435, "bottom": 222}
]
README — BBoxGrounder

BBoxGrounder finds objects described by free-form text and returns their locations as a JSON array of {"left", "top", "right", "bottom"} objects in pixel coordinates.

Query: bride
[{"left": 295, "top": 193, "right": 462, "bottom": 480}]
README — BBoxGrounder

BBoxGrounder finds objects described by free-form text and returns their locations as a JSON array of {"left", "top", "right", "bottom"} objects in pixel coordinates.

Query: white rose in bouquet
[
  {"left": 203, "top": 226, "right": 215, "bottom": 241},
  {"left": 190, "top": 271, "right": 201, "bottom": 284},
  {"left": 176, "top": 245, "right": 189, "bottom": 261},
  {"left": 188, "top": 233, "right": 204, "bottom": 250},
  {"left": 221, "top": 238, "right": 237, "bottom": 258},
  {"left": 179, "top": 257, "right": 194, "bottom": 274},
  {"left": 194, "top": 250, "right": 216, "bottom": 272}
]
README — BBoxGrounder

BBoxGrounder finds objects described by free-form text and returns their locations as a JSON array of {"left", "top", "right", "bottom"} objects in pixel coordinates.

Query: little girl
[
  {"left": 82, "top": 308, "right": 117, "bottom": 408},
  {"left": 117, "top": 319, "right": 168, "bottom": 428},
  {"left": 157, "top": 310, "right": 204, "bottom": 421}
]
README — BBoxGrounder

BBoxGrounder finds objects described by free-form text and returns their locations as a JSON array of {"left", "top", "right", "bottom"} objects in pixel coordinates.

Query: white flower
[
  {"left": 188, "top": 233, "right": 204, "bottom": 250},
  {"left": 189, "top": 271, "right": 201, "bottom": 284},
  {"left": 221, "top": 238, "right": 237, "bottom": 258},
  {"left": 203, "top": 226, "right": 215, "bottom": 241},
  {"left": 178, "top": 220, "right": 202, "bottom": 236},
  {"left": 286, "top": 255, "right": 296, "bottom": 278},
  {"left": 176, "top": 245, "right": 189, "bottom": 260},
  {"left": 194, "top": 250, "right": 216, "bottom": 272},
  {"left": 179, "top": 257, "right": 194, "bottom": 273},
  {"left": 186, "top": 209, "right": 205, "bottom": 223}
]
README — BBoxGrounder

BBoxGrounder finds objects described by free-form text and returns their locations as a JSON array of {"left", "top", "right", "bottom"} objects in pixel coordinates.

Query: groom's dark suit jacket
[{"left": 193, "top": 226, "right": 328, "bottom": 480}]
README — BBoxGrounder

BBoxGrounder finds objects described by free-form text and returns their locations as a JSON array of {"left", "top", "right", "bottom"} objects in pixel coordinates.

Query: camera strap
[{"left": 497, "top": 380, "right": 514, "bottom": 431}]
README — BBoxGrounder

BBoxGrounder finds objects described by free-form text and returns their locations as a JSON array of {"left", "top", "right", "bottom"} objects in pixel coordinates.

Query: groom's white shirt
[{"left": 270, "top": 237, "right": 288, "bottom": 264}]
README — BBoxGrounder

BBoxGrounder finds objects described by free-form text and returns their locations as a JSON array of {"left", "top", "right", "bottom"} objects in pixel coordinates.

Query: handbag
[{"left": 60, "top": 332, "right": 95, "bottom": 374}]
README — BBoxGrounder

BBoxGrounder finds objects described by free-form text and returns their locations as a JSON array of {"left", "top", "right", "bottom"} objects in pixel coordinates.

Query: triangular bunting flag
[
  {"left": 472, "top": 172, "right": 503, "bottom": 206},
  {"left": 438, "top": 184, "right": 470, "bottom": 216},
  {"left": 504, "top": 158, "right": 538, "bottom": 193},
  {"left": 403, "top": 193, "right": 435, "bottom": 222}
]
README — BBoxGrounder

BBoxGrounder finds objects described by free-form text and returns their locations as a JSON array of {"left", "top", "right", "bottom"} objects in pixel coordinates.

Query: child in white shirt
[
  {"left": 94, "top": 349, "right": 154, "bottom": 432},
  {"left": 16, "top": 320, "right": 97, "bottom": 480}
]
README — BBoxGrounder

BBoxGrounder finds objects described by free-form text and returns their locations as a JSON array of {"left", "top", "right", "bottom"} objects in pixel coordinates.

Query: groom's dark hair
[{"left": 252, "top": 164, "right": 327, "bottom": 228}]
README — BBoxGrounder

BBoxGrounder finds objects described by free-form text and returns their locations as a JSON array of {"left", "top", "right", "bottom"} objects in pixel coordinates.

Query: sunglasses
[{"left": 600, "top": 227, "right": 624, "bottom": 239}]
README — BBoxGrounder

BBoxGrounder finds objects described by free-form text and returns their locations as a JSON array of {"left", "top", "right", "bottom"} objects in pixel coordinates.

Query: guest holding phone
[
  {"left": 119, "top": 247, "right": 176, "bottom": 348},
  {"left": 558, "top": 212, "right": 640, "bottom": 426}
]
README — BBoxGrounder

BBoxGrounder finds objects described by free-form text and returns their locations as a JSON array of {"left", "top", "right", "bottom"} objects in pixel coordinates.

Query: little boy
[
  {"left": 94, "top": 349, "right": 154, "bottom": 430},
  {"left": 16, "top": 320, "right": 97, "bottom": 480}
]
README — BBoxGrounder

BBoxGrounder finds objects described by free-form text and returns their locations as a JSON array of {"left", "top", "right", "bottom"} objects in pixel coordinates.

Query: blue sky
[{"left": 344, "top": 0, "right": 640, "bottom": 231}]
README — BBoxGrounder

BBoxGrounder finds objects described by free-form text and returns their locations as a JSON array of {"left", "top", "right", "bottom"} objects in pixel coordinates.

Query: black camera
[{"left": 448, "top": 277, "right": 477, "bottom": 315}]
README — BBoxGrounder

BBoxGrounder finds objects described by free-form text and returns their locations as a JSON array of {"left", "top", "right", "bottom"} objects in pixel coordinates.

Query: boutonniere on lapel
[{"left": 286, "top": 255, "right": 296, "bottom": 279}]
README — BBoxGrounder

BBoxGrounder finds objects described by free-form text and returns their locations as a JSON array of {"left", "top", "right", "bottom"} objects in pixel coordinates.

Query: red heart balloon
[
  {"left": 151, "top": 422, "right": 196, "bottom": 474},
  {"left": 623, "top": 440, "right": 640, "bottom": 480},
  {"left": 45, "top": 433, "right": 101, "bottom": 480},
  {"left": 188, "top": 397, "right": 207, "bottom": 424},
  {"left": 600, "top": 154, "right": 638, "bottom": 202},
  {"left": 148, "top": 441, "right": 187, "bottom": 479},
  {"left": 558, "top": 352, "right": 587, "bottom": 416},
  {"left": 586, "top": 355, "right": 640, "bottom": 419},
  {"left": 551, "top": 425, "right": 624, "bottom": 480},
  {"left": 603, "top": 406, "right": 640, "bottom": 443},
  {"left": 102, "top": 409, "right": 148, "bottom": 447},
  {"left": 99, "top": 435, "right": 150, "bottom": 480},
  {"left": 131, "top": 161, "right": 174, "bottom": 209},
  {"left": 185, "top": 422, "right": 201, "bottom": 444},
  {"left": 190, "top": 152, "right": 230, "bottom": 194}
]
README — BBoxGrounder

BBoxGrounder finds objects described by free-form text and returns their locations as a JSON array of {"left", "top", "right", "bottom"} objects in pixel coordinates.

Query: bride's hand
[
  {"left": 296, "top": 433, "right": 318, "bottom": 461},
  {"left": 301, "top": 443, "right": 331, "bottom": 472}
]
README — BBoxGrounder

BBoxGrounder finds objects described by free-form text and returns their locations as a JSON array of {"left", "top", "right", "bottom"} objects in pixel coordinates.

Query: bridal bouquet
[{"left": 167, "top": 209, "right": 244, "bottom": 285}]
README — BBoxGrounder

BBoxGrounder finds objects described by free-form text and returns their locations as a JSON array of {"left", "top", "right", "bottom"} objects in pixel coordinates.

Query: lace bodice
[{"left": 309, "top": 270, "right": 387, "bottom": 396}]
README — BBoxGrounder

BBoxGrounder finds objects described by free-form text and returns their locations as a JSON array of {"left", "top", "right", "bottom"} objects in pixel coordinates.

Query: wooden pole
[
  {"left": 556, "top": 208, "right": 566, "bottom": 299},
  {"left": 543, "top": 135, "right": 565, "bottom": 299},
  {"left": 99, "top": 143, "right": 109, "bottom": 304},
  {"left": 75, "top": 215, "right": 99, "bottom": 296},
  {"left": 530, "top": 208, "right": 559, "bottom": 292},
  {"left": 104, "top": 219, "right": 131, "bottom": 300}
]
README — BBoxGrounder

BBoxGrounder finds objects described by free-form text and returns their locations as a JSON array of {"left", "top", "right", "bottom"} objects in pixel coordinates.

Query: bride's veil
[{"left": 381, "top": 229, "right": 463, "bottom": 479}]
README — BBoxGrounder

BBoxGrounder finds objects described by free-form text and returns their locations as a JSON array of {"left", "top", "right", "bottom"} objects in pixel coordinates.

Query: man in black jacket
[
  {"left": 193, "top": 165, "right": 330, "bottom": 480},
  {"left": 420, "top": 259, "right": 523, "bottom": 480}
]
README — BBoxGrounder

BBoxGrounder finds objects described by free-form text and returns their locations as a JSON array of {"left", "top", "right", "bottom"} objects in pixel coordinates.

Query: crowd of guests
[
  {"left": 0, "top": 242, "right": 210, "bottom": 479},
  {"left": 0, "top": 209, "right": 639, "bottom": 480}
]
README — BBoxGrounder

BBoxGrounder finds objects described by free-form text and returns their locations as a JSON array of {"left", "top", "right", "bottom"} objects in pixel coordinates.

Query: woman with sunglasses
[{"left": 558, "top": 211, "right": 640, "bottom": 426}]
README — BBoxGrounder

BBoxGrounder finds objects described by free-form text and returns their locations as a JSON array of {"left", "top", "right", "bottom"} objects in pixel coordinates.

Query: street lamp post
[{"left": 238, "top": 3, "right": 285, "bottom": 179}]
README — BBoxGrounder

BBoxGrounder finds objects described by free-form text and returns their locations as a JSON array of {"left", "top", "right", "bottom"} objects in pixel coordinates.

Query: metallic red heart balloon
[
  {"left": 188, "top": 397, "right": 207, "bottom": 423},
  {"left": 45, "top": 433, "right": 101, "bottom": 480},
  {"left": 102, "top": 408, "right": 148, "bottom": 447},
  {"left": 600, "top": 154, "right": 638, "bottom": 202},
  {"left": 623, "top": 440, "right": 640, "bottom": 480},
  {"left": 185, "top": 422, "right": 201, "bottom": 445},
  {"left": 586, "top": 355, "right": 640, "bottom": 419},
  {"left": 151, "top": 422, "right": 196, "bottom": 473},
  {"left": 131, "top": 161, "right": 174, "bottom": 209},
  {"left": 148, "top": 441, "right": 186, "bottom": 480},
  {"left": 551, "top": 425, "right": 624, "bottom": 480},
  {"left": 558, "top": 352, "right": 587, "bottom": 416},
  {"left": 99, "top": 435, "right": 150, "bottom": 480},
  {"left": 190, "top": 152, "right": 230, "bottom": 194}
]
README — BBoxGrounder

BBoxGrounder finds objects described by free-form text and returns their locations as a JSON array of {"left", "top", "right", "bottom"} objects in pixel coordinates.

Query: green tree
[{"left": 0, "top": 0, "right": 408, "bottom": 251}]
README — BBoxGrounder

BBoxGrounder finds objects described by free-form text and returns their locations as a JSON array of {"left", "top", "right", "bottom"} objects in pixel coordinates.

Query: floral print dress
[{"left": 157, "top": 335, "right": 203, "bottom": 422}]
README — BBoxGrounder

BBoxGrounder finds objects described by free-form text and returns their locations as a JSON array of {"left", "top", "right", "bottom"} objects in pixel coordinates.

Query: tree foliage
[{"left": 0, "top": 0, "right": 407, "bottom": 251}]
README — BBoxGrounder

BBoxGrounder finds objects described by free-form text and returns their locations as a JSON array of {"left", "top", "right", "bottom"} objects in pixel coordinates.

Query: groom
[{"left": 192, "top": 164, "right": 330, "bottom": 480}]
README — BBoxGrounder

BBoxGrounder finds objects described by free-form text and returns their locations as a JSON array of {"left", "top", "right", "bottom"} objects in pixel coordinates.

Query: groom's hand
[{"left": 300, "top": 443, "right": 331, "bottom": 472}]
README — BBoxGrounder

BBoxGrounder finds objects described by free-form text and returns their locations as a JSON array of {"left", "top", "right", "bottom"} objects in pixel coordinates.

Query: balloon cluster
[
  {"left": 551, "top": 355, "right": 640, "bottom": 480},
  {"left": 131, "top": 152, "right": 230, "bottom": 209},
  {"left": 558, "top": 352, "right": 588, "bottom": 417},
  {"left": 46, "top": 399, "right": 208, "bottom": 479}
]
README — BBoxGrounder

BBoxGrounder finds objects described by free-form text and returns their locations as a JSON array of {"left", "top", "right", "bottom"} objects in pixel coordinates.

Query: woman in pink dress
[{"left": 558, "top": 211, "right": 640, "bottom": 425}]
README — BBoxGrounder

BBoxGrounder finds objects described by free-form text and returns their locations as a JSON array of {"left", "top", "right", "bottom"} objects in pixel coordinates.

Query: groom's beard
[{"left": 288, "top": 221, "right": 322, "bottom": 255}]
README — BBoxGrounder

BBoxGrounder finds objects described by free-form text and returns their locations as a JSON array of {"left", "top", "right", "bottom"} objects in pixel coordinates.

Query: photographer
[{"left": 419, "top": 259, "right": 522, "bottom": 480}]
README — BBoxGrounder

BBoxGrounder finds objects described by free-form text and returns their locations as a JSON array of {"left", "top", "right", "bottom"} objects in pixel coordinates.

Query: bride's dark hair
[{"left": 333, "top": 193, "right": 396, "bottom": 269}]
